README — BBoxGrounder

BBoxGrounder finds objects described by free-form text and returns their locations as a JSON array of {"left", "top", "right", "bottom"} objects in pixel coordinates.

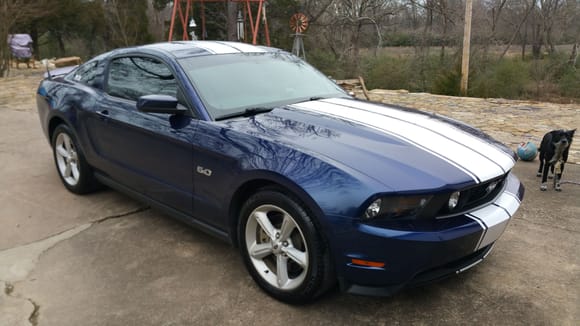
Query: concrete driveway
[{"left": 1, "top": 73, "right": 579, "bottom": 325}]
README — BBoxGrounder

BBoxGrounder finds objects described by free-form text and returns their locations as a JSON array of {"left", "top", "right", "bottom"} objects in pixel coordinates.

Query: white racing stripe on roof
[
  {"left": 217, "top": 41, "right": 267, "bottom": 53},
  {"left": 192, "top": 42, "right": 242, "bottom": 54},
  {"left": 324, "top": 98, "right": 515, "bottom": 173},
  {"left": 293, "top": 101, "right": 506, "bottom": 182}
]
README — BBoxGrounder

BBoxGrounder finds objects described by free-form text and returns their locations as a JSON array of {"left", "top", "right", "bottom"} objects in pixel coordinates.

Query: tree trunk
[
  {"left": 521, "top": 25, "right": 527, "bottom": 60},
  {"left": 545, "top": 25, "right": 555, "bottom": 54},
  {"left": 55, "top": 32, "right": 65, "bottom": 57},
  {"left": 226, "top": 1, "right": 237, "bottom": 41},
  {"left": 532, "top": 24, "right": 542, "bottom": 59},
  {"left": 499, "top": 1, "right": 534, "bottom": 61},
  {"left": 440, "top": 1, "right": 448, "bottom": 61},
  {"left": 30, "top": 24, "right": 39, "bottom": 60},
  {"left": 569, "top": 43, "right": 578, "bottom": 67},
  {"left": 350, "top": 22, "right": 362, "bottom": 76}
]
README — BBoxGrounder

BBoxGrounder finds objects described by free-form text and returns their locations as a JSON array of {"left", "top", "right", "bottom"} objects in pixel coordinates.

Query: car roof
[{"left": 135, "top": 41, "right": 278, "bottom": 59}]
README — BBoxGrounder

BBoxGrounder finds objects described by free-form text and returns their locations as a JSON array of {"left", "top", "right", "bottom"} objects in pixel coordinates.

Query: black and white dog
[{"left": 537, "top": 129, "right": 576, "bottom": 191}]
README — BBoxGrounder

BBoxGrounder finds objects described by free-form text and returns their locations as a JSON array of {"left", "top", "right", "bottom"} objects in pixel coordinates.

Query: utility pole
[{"left": 460, "top": 0, "right": 473, "bottom": 96}]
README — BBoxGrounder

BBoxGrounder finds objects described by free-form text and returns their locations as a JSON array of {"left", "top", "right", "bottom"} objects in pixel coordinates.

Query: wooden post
[{"left": 460, "top": 0, "right": 473, "bottom": 96}]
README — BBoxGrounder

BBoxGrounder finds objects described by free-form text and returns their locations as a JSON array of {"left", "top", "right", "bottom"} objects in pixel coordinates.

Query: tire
[
  {"left": 51, "top": 124, "right": 98, "bottom": 194},
  {"left": 238, "top": 189, "right": 334, "bottom": 303}
]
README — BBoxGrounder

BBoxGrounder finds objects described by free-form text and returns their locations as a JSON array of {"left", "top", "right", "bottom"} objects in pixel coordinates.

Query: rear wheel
[
  {"left": 238, "top": 190, "right": 333, "bottom": 303},
  {"left": 51, "top": 124, "right": 97, "bottom": 194}
]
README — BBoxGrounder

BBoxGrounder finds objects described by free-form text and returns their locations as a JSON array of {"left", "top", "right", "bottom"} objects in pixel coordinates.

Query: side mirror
[{"left": 137, "top": 94, "right": 187, "bottom": 114}]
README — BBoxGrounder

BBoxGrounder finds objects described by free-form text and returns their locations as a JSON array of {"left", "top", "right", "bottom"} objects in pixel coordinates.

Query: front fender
[{"left": 226, "top": 149, "right": 383, "bottom": 239}]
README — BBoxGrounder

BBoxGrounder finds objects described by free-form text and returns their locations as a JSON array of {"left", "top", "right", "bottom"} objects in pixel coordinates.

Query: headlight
[
  {"left": 363, "top": 195, "right": 432, "bottom": 220},
  {"left": 364, "top": 199, "right": 382, "bottom": 218}
]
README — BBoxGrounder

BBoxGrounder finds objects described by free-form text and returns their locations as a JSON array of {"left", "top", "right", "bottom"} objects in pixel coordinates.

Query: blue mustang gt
[{"left": 36, "top": 41, "right": 524, "bottom": 303}]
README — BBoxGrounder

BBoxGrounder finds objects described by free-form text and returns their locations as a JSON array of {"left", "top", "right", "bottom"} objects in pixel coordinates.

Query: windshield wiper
[{"left": 214, "top": 107, "right": 274, "bottom": 121}]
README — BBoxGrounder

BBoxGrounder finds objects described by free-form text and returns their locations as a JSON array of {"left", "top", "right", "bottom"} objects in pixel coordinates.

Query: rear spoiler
[{"left": 44, "top": 65, "right": 78, "bottom": 79}]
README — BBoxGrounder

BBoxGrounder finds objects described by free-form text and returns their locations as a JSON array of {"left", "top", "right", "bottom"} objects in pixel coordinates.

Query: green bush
[
  {"left": 469, "top": 58, "right": 527, "bottom": 98},
  {"left": 408, "top": 54, "right": 454, "bottom": 92},
  {"left": 432, "top": 65, "right": 462, "bottom": 96},
  {"left": 308, "top": 47, "right": 577, "bottom": 101},
  {"left": 364, "top": 55, "right": 412, "bottom": 90},
  {"left": 307, "top": 49, "right": 346, "bottom": 80},
  {"left": 558, "top": 67, "right": 580, "bottom": 98},
  {"left": 363, "top": 52, "right": 455, "bottom": 92},
  {"left": 384, "top": 33, "right": 417, "bottom": 47}
]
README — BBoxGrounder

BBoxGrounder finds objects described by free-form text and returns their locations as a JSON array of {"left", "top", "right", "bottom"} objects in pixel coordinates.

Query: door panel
[
  {"left": 87, "top": 97, "right": 197, "bottom": 214},
  {"left": 83, "top": 55, "right": 197, "bottom": 215}
]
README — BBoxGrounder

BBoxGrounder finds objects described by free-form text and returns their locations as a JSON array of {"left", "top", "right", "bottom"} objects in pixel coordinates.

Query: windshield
[{"left": 178, "top": 52, "right": 346, "bottom": 119}]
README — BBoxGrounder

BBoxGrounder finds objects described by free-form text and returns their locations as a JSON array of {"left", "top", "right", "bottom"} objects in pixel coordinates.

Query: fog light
[
  {"left": 364, "top": 199, "right": 382, "bottom": 219},
  {"left": 448, "top": 191, "right": 460, "bottom": 210},
  {"left": 486, "top": 181, "right": 499, "bottom": 194}
]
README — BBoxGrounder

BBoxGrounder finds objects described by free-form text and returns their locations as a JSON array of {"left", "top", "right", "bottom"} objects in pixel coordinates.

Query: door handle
[{"left": 96, "top": 109, "right": 109, "bottom": 122}]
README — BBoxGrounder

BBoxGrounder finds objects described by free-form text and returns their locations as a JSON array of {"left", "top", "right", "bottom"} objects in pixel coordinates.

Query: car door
[{"left": 84, "top": 55, "right": 197, "bottom": 215}]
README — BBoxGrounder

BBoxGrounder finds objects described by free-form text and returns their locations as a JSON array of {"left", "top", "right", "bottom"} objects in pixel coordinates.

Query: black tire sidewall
[
  {"left": 238, "top": 190, "right": 327, "bottom": 303},
  {"left": 51, "top": 124, "right": 95, "bottom": 194}
]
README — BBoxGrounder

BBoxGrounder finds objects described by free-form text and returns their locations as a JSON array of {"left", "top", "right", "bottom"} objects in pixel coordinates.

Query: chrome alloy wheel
[
  {"left": 54, "top": 132, "right": 80, "bottom": 186},
  {"left": 245, "top": 204, "right": 309, "bottom": 291}
]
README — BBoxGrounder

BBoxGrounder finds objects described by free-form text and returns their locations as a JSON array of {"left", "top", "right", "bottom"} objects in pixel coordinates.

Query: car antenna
[{"left": 42, "top": 59, "right": 52, "bottom": 80}]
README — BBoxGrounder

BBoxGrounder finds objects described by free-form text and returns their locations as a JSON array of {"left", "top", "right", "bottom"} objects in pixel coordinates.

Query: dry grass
[{"left": 362, "top": 44, "right": 576, "bottom": 58}]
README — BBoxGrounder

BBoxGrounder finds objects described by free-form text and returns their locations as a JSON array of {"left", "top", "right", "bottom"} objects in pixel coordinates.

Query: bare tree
[
  {"left": 539, "top": 0, "right": 564, "bottom": 54},
  {"left": 314, "top": 0, "right": 398, "bottom": 75},
  {"left": 104, "top": 0, "right": 151, "bottom": 47},
  {"left": 0, "top": 0, "right": 56, "bottom": 77},
  {"left": 499, "top": 0, "right": 535, "bottom": 60}
]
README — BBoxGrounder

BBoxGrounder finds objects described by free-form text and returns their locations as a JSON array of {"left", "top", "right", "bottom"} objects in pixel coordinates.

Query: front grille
[
  {"left": 459, "top": 174, "right": 506, "bottom": 211},
  {"left": 433, "top": 173, "right": 508, "bottom": 218}
]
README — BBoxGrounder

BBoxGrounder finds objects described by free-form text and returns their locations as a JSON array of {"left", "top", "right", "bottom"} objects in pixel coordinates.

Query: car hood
[{"left": 223, "top": 97, "right": 516, "bottom": 192}]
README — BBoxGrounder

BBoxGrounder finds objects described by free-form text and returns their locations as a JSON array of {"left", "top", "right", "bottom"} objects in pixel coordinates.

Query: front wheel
[{"left": 238, "top": 190, "right": 334, "bottom": 303}]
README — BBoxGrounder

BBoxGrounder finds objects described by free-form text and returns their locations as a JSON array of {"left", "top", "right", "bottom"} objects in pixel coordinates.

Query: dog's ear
[{"left": 569, "top": 129, "right": 576, "bottom": 137}]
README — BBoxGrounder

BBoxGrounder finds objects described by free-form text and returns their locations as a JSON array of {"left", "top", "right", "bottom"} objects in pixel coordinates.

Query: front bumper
[{"left": 328, "top": 172, "right": 524, "bottom": 296}]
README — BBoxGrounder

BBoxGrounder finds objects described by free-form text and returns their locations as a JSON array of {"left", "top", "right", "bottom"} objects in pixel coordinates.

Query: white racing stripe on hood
[
  {"left": 292, "top": 101, "right": 506, "bottom": 183},
  {"left": 324, "top": 98, "right": 515, "bottom": 173}
]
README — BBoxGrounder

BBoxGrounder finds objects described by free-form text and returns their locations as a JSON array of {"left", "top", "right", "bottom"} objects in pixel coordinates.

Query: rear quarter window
[{"left": 70, "top": 61, "right": 99, "bottom": 87}]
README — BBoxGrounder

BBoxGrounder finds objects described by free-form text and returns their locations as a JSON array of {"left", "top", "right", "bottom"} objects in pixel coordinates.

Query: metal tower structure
[
  {"left": 289, "top": 13, "right": 308, "bottom": 60},
  {"left": 168, "top": 0, "right": 270, "bottom": 46}
]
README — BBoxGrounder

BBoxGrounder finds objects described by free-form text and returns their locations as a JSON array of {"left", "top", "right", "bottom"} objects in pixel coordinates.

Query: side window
[
  {"left": 107, "top": 56, "right": 178, "bottom": 102},
  {"left": 71, "top": 61, "right": 99, "bottom": 87}
]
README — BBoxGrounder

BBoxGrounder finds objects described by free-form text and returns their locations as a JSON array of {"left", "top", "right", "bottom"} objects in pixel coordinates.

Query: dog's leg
[
  {"left": 537, "top": 158, "right": 544, "bottom": 177},
  {"left": 555, "top": 162, "right": 565, "bottom": 191},
  {"left": 549, "top": 165, "right": 554, "bottom": 179},
  {"left": 540, "top": 161, "right": 551, "bottom": 191}
]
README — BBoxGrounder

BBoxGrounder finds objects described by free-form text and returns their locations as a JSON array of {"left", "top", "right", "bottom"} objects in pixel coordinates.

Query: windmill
[{"left": 290, "top": 13, "right": 308, "bottom": 60}]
